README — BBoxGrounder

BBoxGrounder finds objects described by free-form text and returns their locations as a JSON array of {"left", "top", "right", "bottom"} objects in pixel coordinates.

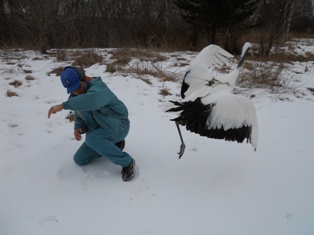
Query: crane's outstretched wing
[
  {"left": 181, "top": 43, "right": 252, "bottom": 101},
  {"left": 189, "top": 44, "right": 234, "bottom": 78},
  {"left": 181, "top": 45, "right": 234, "bottom": 99}
]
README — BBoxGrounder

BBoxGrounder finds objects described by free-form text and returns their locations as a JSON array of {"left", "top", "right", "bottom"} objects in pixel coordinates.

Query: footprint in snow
[
  {"left": 57, "top": 164, "right": 83, "bottom": 180},
  {"left": 38, "top": 215, "right": 58, "bottom": 226}
]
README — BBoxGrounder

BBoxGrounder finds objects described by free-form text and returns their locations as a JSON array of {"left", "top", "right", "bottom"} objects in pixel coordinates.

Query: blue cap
[{"left": 60, "top": 67, "right": 81, "bottom": 94}]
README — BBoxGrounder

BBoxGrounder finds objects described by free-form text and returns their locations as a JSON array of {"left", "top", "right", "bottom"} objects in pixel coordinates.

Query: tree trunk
[{"left": 0, "top": 0, "right": 7, "bottom": 46}]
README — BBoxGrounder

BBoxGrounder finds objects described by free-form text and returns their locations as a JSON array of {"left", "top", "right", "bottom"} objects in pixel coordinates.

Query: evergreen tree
[{"left": 175, "top": 0, "right": 261, "bottom": 47}]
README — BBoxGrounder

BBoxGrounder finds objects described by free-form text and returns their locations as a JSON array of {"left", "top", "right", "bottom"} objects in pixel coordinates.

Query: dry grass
[
  {"left": 111, "top": 48, "right": 167, "bottom": 63},
  {"left": 6, "top": 90, "right": 19, "bottom": 97},
  {"left": 105, "top": 46, "right": 306, "bottom": 96},
  {"left": 72, "top": 50, "right": 103, "bottom": 67},
  {"left": 245, "top": 40, "right": 314, "bottom": 64},
  {"left": 106, "top": 48, "right": 168, "bottom": 73},
  {"left": 25, "top": 75, "right": 36, "bottom": 80},
  {"left": 65, "top": 112, "right": 75, "bottom": 122},
  {"left": 48, "top": 66, "right": 65, "bottom": 76},
  {"left": 238, "top": 61, "right": 295, "bottom": 93},
  {"left": 56, "top": 51, "right": 67, "bottom": 61},
  {"left": 141, "top": 78, "right": 153, "bottom": 85},
  {"left": 234, "top": 40, "right": 314, "bottom": 96},
  {"left": 268, "top": 52, "right": 314, "bottom": 63},
  {"left": 127, "top": 61, "right": 177, "bottom": 82},
  {"left": 159, "top": 88, "right": 172, "bottom": 96},
  {"left": 106, "top": 48, "right": 177, "bottom": 84},
  {"left": 23, "top": 69, "right": 32, "bottom": 74},
  {"left": 308, "top": 88, "right": 314, "bottom": 94},
  {"left": 9, "top": 80, "right": 23, "bottom": 87},
  {"left": 106, "top": 60, "right": 126, "bottom": 73}
]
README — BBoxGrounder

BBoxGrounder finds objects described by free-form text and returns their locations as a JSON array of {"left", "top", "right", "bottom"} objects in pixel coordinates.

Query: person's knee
[{"left": 73, "top": 154, "right": 88, "bottom": 165}]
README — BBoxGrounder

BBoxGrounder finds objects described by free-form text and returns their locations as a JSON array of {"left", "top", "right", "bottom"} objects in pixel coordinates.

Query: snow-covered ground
[{"left": 1, "top": 40, "right": 314, "bottom": 235}]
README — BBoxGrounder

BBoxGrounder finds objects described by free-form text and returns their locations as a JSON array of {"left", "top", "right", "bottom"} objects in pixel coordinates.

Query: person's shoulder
[
  {"left": 90, "top": 76, "right": 102, "bottom": 82},
  {"left": 88, "top": 77, "right": 109, "bottom": 91},
  {"left": 90, "top": 77, "right": 106, "bottom": 85}
]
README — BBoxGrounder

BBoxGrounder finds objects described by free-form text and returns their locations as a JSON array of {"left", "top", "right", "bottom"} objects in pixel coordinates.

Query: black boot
[{"left": 121, "top": 159, "right": 135, "bottom": 181}]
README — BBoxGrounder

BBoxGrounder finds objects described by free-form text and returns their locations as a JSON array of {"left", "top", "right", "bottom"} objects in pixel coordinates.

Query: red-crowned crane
[{"left": 166, "top": 42, "right": 258, "bottom": 159}]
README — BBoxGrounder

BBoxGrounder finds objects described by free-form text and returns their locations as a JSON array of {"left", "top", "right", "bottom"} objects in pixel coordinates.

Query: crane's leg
[{"left": 175, "top": 121, "right": 186, "bottom": 159}]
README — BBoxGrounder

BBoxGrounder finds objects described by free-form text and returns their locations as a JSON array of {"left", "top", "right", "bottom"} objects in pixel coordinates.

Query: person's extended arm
[{"left": 48, "top": 104, "right": 63, "bottom": 118}]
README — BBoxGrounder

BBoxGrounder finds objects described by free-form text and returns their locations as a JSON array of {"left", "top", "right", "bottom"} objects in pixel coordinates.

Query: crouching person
[{"left": 48, "top": 66, "right": 135, "bottom": 181}]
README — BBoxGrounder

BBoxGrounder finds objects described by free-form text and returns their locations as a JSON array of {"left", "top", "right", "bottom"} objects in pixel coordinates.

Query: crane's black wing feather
[{"left": 166, "top": 98, "right": 252, "bottom": 144}]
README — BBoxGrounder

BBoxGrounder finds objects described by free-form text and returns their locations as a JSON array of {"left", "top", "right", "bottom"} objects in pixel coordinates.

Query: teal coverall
[{"left": 62, "top": 77, "right": 132, "bottom": 167}]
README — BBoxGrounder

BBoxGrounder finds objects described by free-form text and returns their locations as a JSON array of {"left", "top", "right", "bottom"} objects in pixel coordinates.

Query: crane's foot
[{"left": 177, "top": 143, "right": 186, "bottom": 159}]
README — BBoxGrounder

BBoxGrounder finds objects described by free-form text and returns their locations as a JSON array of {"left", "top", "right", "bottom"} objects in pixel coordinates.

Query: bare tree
[{"left": 260, "top": 0, "right": 300, "bottom": 57}]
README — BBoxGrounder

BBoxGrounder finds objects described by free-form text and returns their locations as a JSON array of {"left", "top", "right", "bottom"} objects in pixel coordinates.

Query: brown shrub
[
  {"left": 56, "top": 51, "right": 67, "bottom": 61},
  {"left": 238, "top": 61, "right": 290, "bottom": 92},
  {"left": 7, "top": 90, "right": 19, "bottom": 97},
  {"left": 159, "top": 88, "right": 172, "bottom": 96},
  {"left": 111, "top": 48, "right": 167, "bottom": 63},
  {"left": 23, "top": 69, "right": 32, "bottom": 74},
  {"left": 127, "top": 61, "right": 177, "bottom": 82},
  {"left": 25, "top": 75, "right": 36, "bottom": 80},
  {"left": 65, "top": 112, "right": 75, "bottom": 122},
  {"left": 48, "top": 66, "right": 64, "bottom": 76},
  {"left": 268, "top": 52, "right": 314, "bottom": 63},
  {"left": 106, "top": 48, "right": 168, "bottom": 74},
  {"left": 106, "top": 48, "right": 176, "bottom": 84},
  {"left": 72, "top": 51, "right": 103, "bottom": 67},
  {"left": 106, "top": 60, "right": 127, "bottom": 73},
  {"left": 9, "top": 80, "right": 22, "bottom": 87}
]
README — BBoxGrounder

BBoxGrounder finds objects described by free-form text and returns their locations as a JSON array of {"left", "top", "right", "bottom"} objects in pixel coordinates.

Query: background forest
[{"left": 0, "top": 0, "right": 314, "bottom": 56}]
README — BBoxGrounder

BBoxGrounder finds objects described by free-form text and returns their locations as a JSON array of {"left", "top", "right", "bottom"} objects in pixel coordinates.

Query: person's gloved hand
[{"left": 74, "top": 128, "right": 83, "bottom": 141}]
